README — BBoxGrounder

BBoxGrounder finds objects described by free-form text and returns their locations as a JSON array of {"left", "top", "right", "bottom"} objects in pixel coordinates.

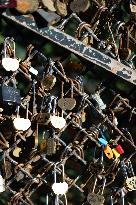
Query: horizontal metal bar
[{"left": 2, "top": 10, "right": 136, "bottom": 85}]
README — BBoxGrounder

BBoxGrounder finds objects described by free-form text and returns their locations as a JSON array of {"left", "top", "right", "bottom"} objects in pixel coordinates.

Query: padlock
[
  {"left": 52, "top": 163, "right": 68, "bottom": 204},
  {"left": 116, "top": 145, "right": 124, "bottom": 155},
  {"left": 0, "top": 78, "right": 21, "bottom": 105},
  {"left": 98, "top": 138, "right": 108, "bottom": 146},
  {"left": 112, "top": 148, "right": 120, "bottom": 159},
  {"left": 46, "top": 137, "right": 56, "bottom": 155},
  {"left": 50, "top": 97, "right": 66, "bottom": 130},
  {"left": 15, "top": 0, "right": 39, "bottom": 14},
  {"left": 104, "top": 145, "right": 113, "bottom": 159},
  {"left": 0, "top": 173, "right": 5, "bottom": 193},
  {"left": 41, "top": 59, "right": 57, "bottom": 91},
  {"left": 58, "top": 80, "right": 76, "bottom": 111},
  {"left": 46, "top": 128, "right": 56, "bottom": 155},
  {"left": 55, "top": 0, "right": 68, "bottom": 17},
  {"left": 89, "top": 146, "right": 104, "bottom": 175},
  {"left": 129, "top": 0, "right": 136, "bottom": 13},
  {"left": 87, "top": 177, "right": 106, "bottom": 205},
  {"left": 2, "top": 37, "right": 19, "bottom": 72},
  {"left": 70, "top": 0, "right": 90, "bottom": 13},
  {"left": 13, "top": 103, "right": 31, "bottom": 131},
  {"left": 36, "top": 95, "right": 56, "bottom": 126},
  {"left": 121, "top": 160, "right": 136, "bottom": 191}
]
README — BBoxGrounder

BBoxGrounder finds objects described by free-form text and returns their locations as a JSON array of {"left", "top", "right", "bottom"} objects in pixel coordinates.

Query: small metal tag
[{"left": 46, "top": 138, "right": 56, "bottom": 155}]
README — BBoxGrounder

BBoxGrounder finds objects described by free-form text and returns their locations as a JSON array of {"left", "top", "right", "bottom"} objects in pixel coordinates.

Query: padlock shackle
[
  {"left": 4, "top": 37, "right": 16, "bottom": 59},
  {"left": 114, "top": 21, "right": 125, "bottom": 37},
  {"left": 76, "top": 22, "right": 91, "bottom": 39},
  {"left": 92, "top": 176, "right": 106, "bottom": 195},
  {"left": 54, "top": 163, "right": 65, "bottom": 183}
]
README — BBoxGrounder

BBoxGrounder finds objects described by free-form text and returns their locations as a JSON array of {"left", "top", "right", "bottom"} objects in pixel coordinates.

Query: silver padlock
[
  {"left": 52, "top": 163, "right": 68, "bottom": 205},
  {"left": 87, "top": 177, "right": 106, "bottom": 205},
  {"left": 2, "top": 37, "right": 19, "bottom": 72}
]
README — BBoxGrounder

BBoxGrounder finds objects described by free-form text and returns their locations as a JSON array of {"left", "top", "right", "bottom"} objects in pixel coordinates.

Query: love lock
[
  {"left": 50, "top": 115, "right": 66, "bottom": 130},
  {"left": 87, "top": 177, "right": 106, "bottom": 205},
  {"left": 13, "top": 102, "right": 31, "bottom": 131},
  {"left": 41, "top": 59, "right": 56, "bottom": 91},
  {"left": 52, "top": 163, "right": 68, "bottom": 203},
  {"left": 70, "top": 0, "right": 90, "bottom": 13},
  {"left": 2, "top": 37, "right": 19, "bottom": 72},
  {"left": 58, "top": 80, "right": 76, "bottom": 111},
  {"left": 0, "top": 174, "right": 5, "bottom": 193},
  {"left": 50, "top": 97, "right": 66, "bottom": 130},
  {"left": 121, "top": 160, "right": 136, "bottom": 191},
  {"left": 55, "top": 0, "right": 68, "bottom": 17},
  {"left": 0, "top": 77, "right": 21, "bottom": 105},
  {"left": 15, "top": 0, "right": 39, "bottom": 14}
]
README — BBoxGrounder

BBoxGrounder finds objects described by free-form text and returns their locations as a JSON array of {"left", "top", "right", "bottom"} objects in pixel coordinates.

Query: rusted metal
[{"left": 2, "top": 10, "right": 136, "bottom": 85}]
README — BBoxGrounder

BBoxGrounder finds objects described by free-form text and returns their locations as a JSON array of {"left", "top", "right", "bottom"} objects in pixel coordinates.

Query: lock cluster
[
  {"left": 0, "top": 37, "right": 135, "bottom": 205},
  {"left": 0, "top": 0, "right": 136, "bottom": 204}
]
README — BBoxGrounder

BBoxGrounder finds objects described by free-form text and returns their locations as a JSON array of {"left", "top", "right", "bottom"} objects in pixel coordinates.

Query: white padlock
[
  {"left": 50, "top": 97, "right": 66, "bottom": 130},
  {"left": 0, "top": 174, "right": 5, "bottom": 193},
  {"left": 13, "top": 103, "right": 31, "bottom": 131},
  {"left": 52, "top": 163, "right": 68, "bottom": 205},
  {"left": 2, "top": 37, "right": 19, "bottom": 72}
]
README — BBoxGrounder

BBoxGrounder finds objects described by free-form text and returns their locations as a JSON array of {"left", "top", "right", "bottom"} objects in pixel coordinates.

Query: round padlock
[{"left": 70, "top": 0, "right": 90, "bottom": 13}]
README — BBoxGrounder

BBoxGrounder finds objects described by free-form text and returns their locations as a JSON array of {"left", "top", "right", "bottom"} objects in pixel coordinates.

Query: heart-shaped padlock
[
  {"left": 50, "top": 115, "right": 66, "bottom": 130},
  {"left": 87, "top": 193, "right": 105, "bottom": 205},
  {"left": 13, "top": 104, "right": 31, "bottom": 131},
  {"left": 52, "top": 163, "right": 68, "bottom": 196},
  {"left": 58, "top": 81, "right": 76, "bottom": 111},
  {"left": 55, "top": 0, "right": 67, "bottom": 16},
  {"left": 87, "top": 177, "right": 106, "bottom": 205},
  {"left": 52, "top": 182, "right": 68, "bottom": 195}
]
